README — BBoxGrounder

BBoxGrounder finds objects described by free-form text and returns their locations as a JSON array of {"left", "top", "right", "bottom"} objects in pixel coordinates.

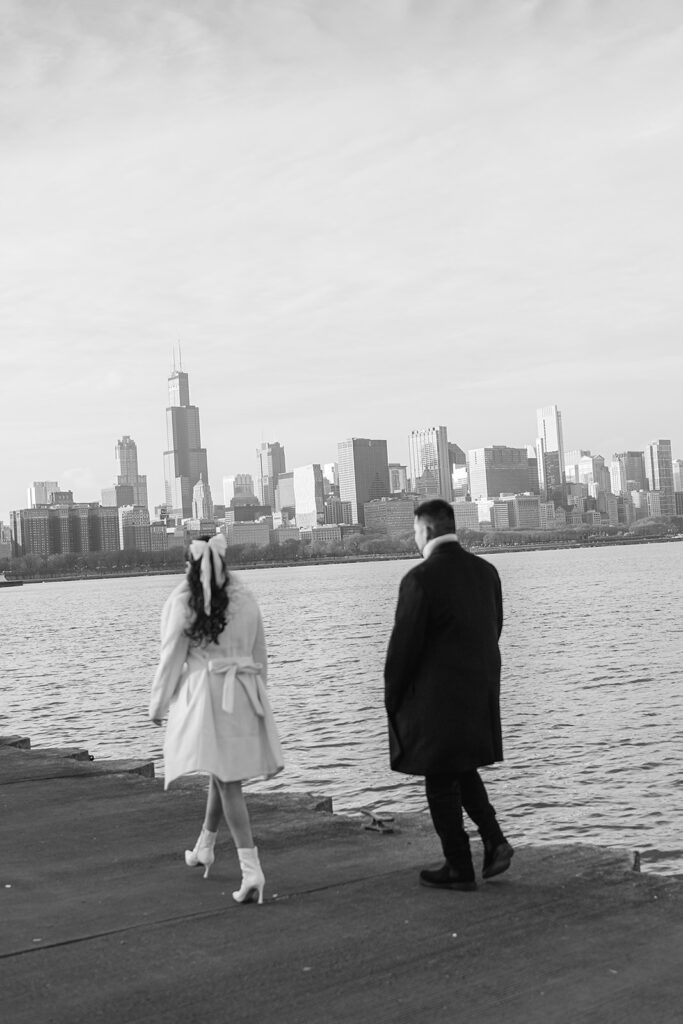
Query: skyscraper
[
  {"left": 292, "top": 464, "right": 325, "bottom": 528},
  {"left": 163, "top": 364, "right": 209, "bottom": 520},
  {"left": 114, "top": 435, "right": 148, "bottom": 509},
  {"left": 337, "top": 438, "right": 390, "bottom": 525},
  {"left": 408, "top": 426, "right": 453, "bottom": 502},
  {"left": 256, "top": 442, "right": 286, "bottom": 507},
  {"left": 536, "top": 405, "right": 566, "bottom": 505},
  {"left": 611, "top": 451, "right": 647, "bottom": 494},
  {"left": 192, "top": 475, "right": 214, "bottom": 520},
  {"left": 27, "top": 481, "right": 59, "bottom": 507},
  {"left": 468, "top": 447, "right": 533, "bottom": 502},
  {"left": 645, "top": 440, "right": 675, "bottom": 517}
]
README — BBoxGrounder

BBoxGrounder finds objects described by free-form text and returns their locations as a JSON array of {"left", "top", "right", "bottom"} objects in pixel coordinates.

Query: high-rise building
[
  {"left": 223, "top": 474, "right": 255, "bottom": 506},
  {"left": 293, "top": 464, "right": 325, "bottom": 529},
  {"left": 27, "top": 481, "right": 59, "bottom": 507},
  {"left": 388, "top": 463, "right": 409, "bottom": 494},
  {"left": 536, "top": 405, "right": 566, "bottom": 505},
  {"left": 275, "top": 471, "right": 296, "bottom": 521},
  {"left": 163, "top": 364, "right": 209, "bottom": 521},
  {"left": 408, "top": 427, "right": 453, "bottom": 502},
  {"left": 192, "top": 475, "right": 214, "bottom": 520},
  {"left": 114, "top": 436, "right": 148, "bottom": 509},
  {"left": 468, "top": 447, "right": 532, "bottom": 502},
  {"left": 673, "top": 459, "right": 683, "bottom": 493},
  {"left": 337, "top": 438, "right": 390, "bottom": 526},
  {"left": 611, "top": 451, "right": 647, "bottom": 494},
  {"left": 645, "top": 440, "right": 675, "bottom": 517},
  {"left": 256, "top": 442, "right": 286, "bottom": 508},
  {"left": 10, "top": 505, "right": 121, "bottom": 556},
  {"left": 363, "top": 496, "right": 417, "bottom": 536},
  {"left": 118, "top": 505, "right": 152, "bottom": 551}
]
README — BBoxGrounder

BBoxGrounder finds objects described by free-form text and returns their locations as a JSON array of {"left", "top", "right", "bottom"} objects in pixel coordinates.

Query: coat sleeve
[
  {"left": 148, "top": 590, "right": 191, "bottom": 720},
  {"left": 253, "top": 605, "right": 268, "bottom": 686},
  {"left": 494, "top": 568, "right": 503, "bottom": 638},
  {"left": 384, "top": 570, "right": 429, "bottom": 716}
]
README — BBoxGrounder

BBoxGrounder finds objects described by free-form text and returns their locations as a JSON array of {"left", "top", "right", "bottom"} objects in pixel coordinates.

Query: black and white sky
[{"left": 2, "top": 0, "right": 682, "bottom": 514}]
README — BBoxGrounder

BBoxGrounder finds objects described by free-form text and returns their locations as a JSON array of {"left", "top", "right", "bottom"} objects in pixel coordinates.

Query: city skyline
[
  {"left": 8, "top": 368, "right": 680, "bottom": 522},
  {"left": 3, "top": 2, "right": 683, "bottom": 517}
]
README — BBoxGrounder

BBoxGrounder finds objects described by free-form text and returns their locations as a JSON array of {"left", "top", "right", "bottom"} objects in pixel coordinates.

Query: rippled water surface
[{"left": 2, "top": 543, "right": 682, "bottom": 874}]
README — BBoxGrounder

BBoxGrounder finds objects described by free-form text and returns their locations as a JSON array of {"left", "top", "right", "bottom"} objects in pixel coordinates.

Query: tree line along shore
[{"left": 2, "top": 516, "right": 681, "bottom": 582}]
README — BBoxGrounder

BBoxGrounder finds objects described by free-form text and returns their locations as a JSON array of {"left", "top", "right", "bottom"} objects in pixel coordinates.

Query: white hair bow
[{"left": 189, "top": 534, "right": 228, "bottom": 613}]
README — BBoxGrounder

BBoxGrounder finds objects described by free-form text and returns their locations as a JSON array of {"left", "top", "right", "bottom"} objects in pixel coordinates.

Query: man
[{"left": 384, "top": 499, "right": 513, "bottom": 891}]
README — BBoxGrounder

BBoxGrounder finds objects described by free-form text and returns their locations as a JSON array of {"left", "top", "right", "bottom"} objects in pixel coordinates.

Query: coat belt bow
[{"left": 205, "top": 657, "right": 265, "bottom": 717}]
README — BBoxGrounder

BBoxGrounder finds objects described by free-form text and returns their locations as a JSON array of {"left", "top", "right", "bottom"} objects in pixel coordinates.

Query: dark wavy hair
[{"left": 184, "top": 538, "right": 230, "bottom": 646}]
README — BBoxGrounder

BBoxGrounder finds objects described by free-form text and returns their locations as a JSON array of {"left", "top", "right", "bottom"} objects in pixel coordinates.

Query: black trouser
[{"left": 425, "top": 770, "right": 504, "bottom": 870}]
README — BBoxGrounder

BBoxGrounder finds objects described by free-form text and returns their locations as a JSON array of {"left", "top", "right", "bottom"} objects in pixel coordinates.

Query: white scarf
[
  {"left": 188, "top": 534, "right": 228, "bottom": 613},
  {"left": 422, "top": 533, "right": 459, "bottom": 559}
]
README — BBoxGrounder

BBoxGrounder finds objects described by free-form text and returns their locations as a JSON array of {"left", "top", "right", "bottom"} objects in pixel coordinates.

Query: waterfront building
[
  {"left": 11, "top": 508, "right": 51, "bottom": 556},
  {"left": 310, "top": 525, "right": 343, "bottom": 544},
  {"left": 468, "top": 446, "right": 532, "bottom": 502},
  {"left": 612, "top": 451, "right": 647, "bottom": 494},
  {"left": 163, "top": 365, "right": 209, "bottom": 521},
  {"left": 27, "top": 481, "right": 59, "bottom": 508},
  {"left": 675, "top": 493, "right": 683, "bottom": 516},
  {"left": 646, "top": 491, "right": 663, "bottom": 518},
  {"left": 270, "top": 526, "right": 300, "bottom": 544},
  {"left": 673, "top": 459, "right": 683, "bottom": 493},
  {"left": 293, "top": 464, "right": 325, "bottom": 529},
  {"left": 448, "top": 442, "right": 467, "bottom": 469},
  {"left": 645, "top": 440, "right": 675, "bottom": 517},
  {"left": 536, "top": 405, "right": 566, "bottom": 505},
  {"left": 452, "top": 501, "right": 479, "bottom": 532},
  {"left": 10, "top": 505, "right": 121, "bottom": 557},
  {"left": 451, "top": 463, "right": 469, "bottom": 499},
  {"left": 337, "top": 438, "right": 390, "bottom": 526},
  {"left": 363, "top": 496, "right": 417, "bottom": 536},
  {"left": 223, "top": 522, "right": 271, "bottom": 548},
  {"left": 324, "top": 496, "right": 353, "bottom": 525},
  {"left": 191, "top": 475, "right": 214, "bottom": 521},
  {"left": 408, "top": 427, "right": 453, "bottom": 502},
  {"left": 256, "top": 442, "right": 286, "bottom": 508},
  {"left": 388, "top": 463, "right": 408, "bottom": 494},
  {"left": 491, "top": 499, "right": 512, "bottom": 530},
  {"left": 118, "top": 506, "right": 152, "bottom": 552},
  {"left": 150, "top": 522, "right": 169, "bottom": 551},
  {"left": 513, "top": 493, "right": 542, "bottom": 530},
  {"left": 114, "top": 436, "right": 148, "bottom": 510}
]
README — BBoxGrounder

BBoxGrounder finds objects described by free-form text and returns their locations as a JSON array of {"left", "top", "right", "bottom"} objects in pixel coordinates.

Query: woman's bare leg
[
  {"left": 202, "top": 776, "right": 222, "bottom": 833},
  {"left": 215, "top": 780, "right": 254, "bottom": 848}
]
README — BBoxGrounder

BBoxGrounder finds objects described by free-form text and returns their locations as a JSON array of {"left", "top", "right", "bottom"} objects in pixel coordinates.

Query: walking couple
[{"left": 149, "top": 498, "right": 513, "bottom": 904}]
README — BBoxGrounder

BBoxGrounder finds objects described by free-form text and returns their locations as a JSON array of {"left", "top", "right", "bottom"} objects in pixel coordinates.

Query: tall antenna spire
[{"left": 178, "top": 341, "right": 183, "bottom": 371}]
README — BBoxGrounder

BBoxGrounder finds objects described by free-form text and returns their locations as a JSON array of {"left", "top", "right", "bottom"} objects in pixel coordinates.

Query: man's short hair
[{"left": 414, "top": 499, "right": 456, "bottom": 536}]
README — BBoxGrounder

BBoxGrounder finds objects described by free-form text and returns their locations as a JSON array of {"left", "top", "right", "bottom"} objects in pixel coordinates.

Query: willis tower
[{"left": 163, "top": 356, "right": 209, "bottom": 521}]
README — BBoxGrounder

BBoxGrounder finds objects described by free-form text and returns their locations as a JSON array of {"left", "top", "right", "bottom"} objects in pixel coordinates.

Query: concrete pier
[{"left": 1, "top": 737, "right": 681, "bottom": 1024}]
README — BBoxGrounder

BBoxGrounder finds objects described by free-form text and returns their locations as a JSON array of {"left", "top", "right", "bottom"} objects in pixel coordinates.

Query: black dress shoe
[
  {"left": 419, "top": 862, "right": 477, "bottom": 891},
  {"left": 482, "top": 840, "right": 514, "bottom": 879}
]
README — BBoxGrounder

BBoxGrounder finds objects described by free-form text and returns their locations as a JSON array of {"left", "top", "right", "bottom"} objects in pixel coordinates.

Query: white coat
[{"left": 149, "top": 576, "right": 284, "bottom": 788}]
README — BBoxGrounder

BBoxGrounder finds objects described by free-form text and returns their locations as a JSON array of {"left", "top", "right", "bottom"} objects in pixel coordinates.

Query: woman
[{"left": 149, "top": 533, "right": 283, "bottom": 904}]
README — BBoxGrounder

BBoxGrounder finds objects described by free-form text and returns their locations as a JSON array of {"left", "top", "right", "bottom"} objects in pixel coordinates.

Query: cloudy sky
[{"left": 2, "top": 0, "right": 682, "bottom": 516}]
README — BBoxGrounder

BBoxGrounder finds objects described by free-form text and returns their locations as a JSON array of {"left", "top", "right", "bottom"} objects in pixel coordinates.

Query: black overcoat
[{"left": 384, "top": 540, "right": 504, "bottom": 775}]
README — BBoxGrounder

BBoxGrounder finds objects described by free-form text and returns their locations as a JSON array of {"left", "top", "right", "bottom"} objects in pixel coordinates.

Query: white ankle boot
[
  {"left": 185, "top": 827, "right": 217, "bottom": 879},
  {"left": 232, "top": 846, "right": 265, "bottom": 904}
]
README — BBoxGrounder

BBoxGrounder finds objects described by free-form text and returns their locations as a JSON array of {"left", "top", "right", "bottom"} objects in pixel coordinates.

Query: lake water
[{"left": 2, "top": 543, "right": 682, "bottom": 875}]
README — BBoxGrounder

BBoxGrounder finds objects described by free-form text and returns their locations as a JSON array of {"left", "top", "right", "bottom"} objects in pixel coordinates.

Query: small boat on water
[{"left": 0, "top": 572, "right": 23, "bottom": 587}]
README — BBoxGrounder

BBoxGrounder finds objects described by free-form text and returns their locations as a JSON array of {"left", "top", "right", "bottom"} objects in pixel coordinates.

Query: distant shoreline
[{"left": 8, "top": 532, "right": 682, "bottom": 584}]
